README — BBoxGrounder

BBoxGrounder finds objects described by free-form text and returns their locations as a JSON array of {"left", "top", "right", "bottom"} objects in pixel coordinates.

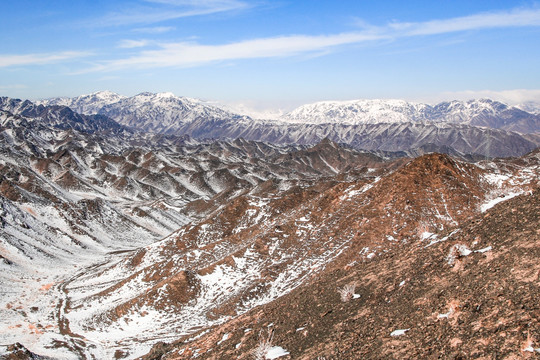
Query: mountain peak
[
  {"left": 90, "top": 90, "right": 120, "bottom": 96},
  {"left": 316, "top": 137, "right": 338, "bottom": 148},
  {"left": 156, "top": 91, "right": 176, "bottom": 98}
]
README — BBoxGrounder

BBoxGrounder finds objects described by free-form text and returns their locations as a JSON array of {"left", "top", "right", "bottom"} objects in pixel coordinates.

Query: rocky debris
[
  {"left": 0, "top": 343, "right": 50, "bottom": 359},
  {"left": 146, "top": 187, "right": 539, "bottom": 359},
  {"left": 90, "top": 151, "right": 534, "bottom": 357}
]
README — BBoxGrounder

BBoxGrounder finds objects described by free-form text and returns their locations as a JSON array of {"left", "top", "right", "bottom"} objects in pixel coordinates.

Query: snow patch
[
  {"left": 481, "top": 191, "right": 523, "bottom": 212},
  {"left": 390, "top": 329, "right": 410, "bottom": 337},
  {"left": 217, "top": 333, "right": 229, "bottom": 345},
  {"left": 437, "top": 309, "right": 454, "bottom": 319},
  {"left": 475, "top": 246, "right": 492, "bottom": 253},
  {"left": 446, "top": 244, "right": 472, "bottom": 265},
  {"left": 265, "top": 346, "right": 290, "bottom": 359}
]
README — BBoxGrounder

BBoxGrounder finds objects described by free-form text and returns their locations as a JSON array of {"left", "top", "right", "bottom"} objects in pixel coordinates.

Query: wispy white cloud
[
  {"left": 88, "top": 32, "right": 383, "bottom": 71},
  {"left": 0, "top": 84, "right": 27, "bottom": 90},
  {"left": 145, "top": 0, "right": 237, "bottom": 5},
  {"left": 132, "top": 26, "right": 175, "bottom": 34},
  {"left": 100, "top": 0, "right": 249, "bottom": 26},
  {"left": 118, "top": 39, "right": 152, "bottom": 48},
  {"left": 387, "top": 7, "right": 540, "bottom": 36},
  {"left": 87, "top": 6, "right": 540, "bottom": 72},
  {"left": 0, "top": 51, "right": 90, "bottom": 68},
  {"left": 96, "top": 75, "right": 121, "bottom": 81}
]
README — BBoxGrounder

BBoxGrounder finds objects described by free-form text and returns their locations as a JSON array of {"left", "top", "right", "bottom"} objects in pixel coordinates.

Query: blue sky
[{"left": 1, "top": 0, "right": 540, "bottom": 112}]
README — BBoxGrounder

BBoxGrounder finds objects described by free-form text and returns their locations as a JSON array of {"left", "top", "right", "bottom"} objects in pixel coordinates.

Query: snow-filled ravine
[{"left": 0, "top": 195, "right": 192, "bottom": 359}]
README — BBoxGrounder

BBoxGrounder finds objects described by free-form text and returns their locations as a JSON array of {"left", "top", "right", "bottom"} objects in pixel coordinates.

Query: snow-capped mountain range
[
  {"left": 282, "top": 99, "right": 430, "bottom": 124},
  {"left": 5, "top": 94, "right": 538, "bottom": 158},
  {"left": 29, "top": 91, "right": 540, "bottom": 158},
  {"left": 39, "top": 91, "right": 540, "bottom": 134},
  {"left": 281, "top": 98, "right": 540, "bottom": 133}
]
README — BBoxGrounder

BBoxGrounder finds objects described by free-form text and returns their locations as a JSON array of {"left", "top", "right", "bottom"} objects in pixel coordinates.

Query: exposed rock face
[{"left": 141, "top": 179, "right": 540, "bottom": 360}]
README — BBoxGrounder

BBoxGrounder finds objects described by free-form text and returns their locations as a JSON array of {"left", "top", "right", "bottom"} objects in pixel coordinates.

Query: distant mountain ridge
[
  {"left": 7, "top": 92, "right": 538, "bottom": 157},
  {"left": 39, "top": 91, "right": 248, "bottom": 134},
  {"left": 281, "top": 98, "right": 540, "bottom": 133},
  {"left": 41, "top": 90, "right": 127, "bottom": 115},
  {"left": 0, "top": 96, "right": 125, "bottom": 134},
  {"left": 40, "top": 91, "right": 540, "bottom": 133}
]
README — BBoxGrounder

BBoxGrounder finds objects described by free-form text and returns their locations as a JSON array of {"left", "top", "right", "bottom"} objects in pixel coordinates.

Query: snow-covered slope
[
  {"left": 42, "top": 91, "right": 249, "bottom": 134},
  {"left": 430, "top": 98, "right": 540, "bottom": 132},
  {"left": 281, "top": 98, "right": 540, "bottom": 133},
  {"left": 37, "top": 90, "right": 127, "bottom": 115},
  {"left": 282, "top": 99, "right": 430, "bottom": 125}
]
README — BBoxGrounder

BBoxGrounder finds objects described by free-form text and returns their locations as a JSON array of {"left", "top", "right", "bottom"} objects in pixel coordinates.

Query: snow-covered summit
[
  {"left": 281, "top": 99, "right": 429, "bottom": 125},
  {"left": 98, "top": 91, "right": 246, "bottom": 133},
  {"left": 41, "top": 91, "right": 249, "bottom": 134},
  {"left": 431, "top": 98, "right": 509, "bottom": 122},
  {"left": 38, "top": 90, "right": 126, "bottom": 115},
  {"left": 280, "top": 98, "right": 539, "bottom": 133}
]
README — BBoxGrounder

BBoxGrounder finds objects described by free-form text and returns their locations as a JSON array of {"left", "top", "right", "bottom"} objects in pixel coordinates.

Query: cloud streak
[
  {"left": 88, "top": 7, "right": 540, "bottom": 71},
  {"left": 93, "top": 32, "right": 383, "bottom": 71},
  {"left": 4, "top": 6, "right": 539, "bottom": 72},
  {"left": 388, "top": 7, "right": 540, "bottom": 36},
  {"left": 118, "top": 39, "right": 152, "bottom": 48},
  {"left": 0, "top": 51, "right": 90, "bottom": 68},
  {"left": 132, "top": 26, "right": 175, "bottom": 34},
  {"left": 100, "top": 0, "right": 249, "bottom": 26}
]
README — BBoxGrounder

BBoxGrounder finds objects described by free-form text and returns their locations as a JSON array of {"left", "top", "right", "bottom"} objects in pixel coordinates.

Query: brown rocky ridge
[{"left": 141, "top": 154, "right": 539, "bottom": 360}]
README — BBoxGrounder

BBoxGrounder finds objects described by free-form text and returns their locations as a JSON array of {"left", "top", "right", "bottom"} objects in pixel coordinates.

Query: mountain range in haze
[{"left": 39, "top": 90, "right": 540, "bottom": 130}]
